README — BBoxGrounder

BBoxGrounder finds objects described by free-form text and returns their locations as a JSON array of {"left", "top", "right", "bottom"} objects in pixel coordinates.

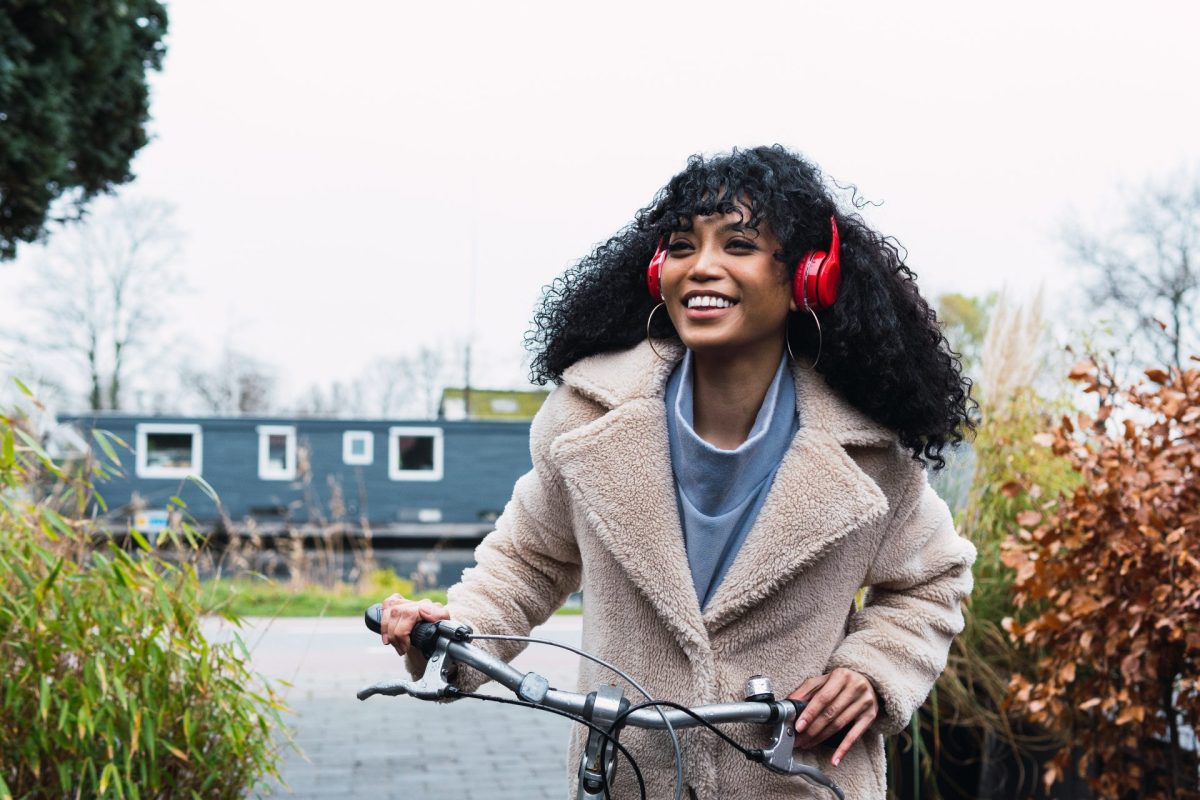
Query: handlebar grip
[
  {"left": 788, "top": 700, "right": 851, "bottom": 749},
  {"left": 410, "top": 621, "right": 440, "bottom": 658},
  {"left": 365, "top": 603, "right": 383, "bottom": 634},
  {"left": 363, "top": 604, "right": 442, "bottom": 659}
]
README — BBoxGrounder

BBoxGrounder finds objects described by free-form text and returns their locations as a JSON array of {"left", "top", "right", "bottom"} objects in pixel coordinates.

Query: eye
[
  {"left": 667, "top": 240, "right": 693, "bottom": 254},
  {"left": 728, "top": 238, "right": 757, "bottom": 251}
]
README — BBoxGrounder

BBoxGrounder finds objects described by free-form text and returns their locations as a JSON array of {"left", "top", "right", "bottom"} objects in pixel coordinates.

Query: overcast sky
[{"left": 2, "top": 0, "right": 1198, "bottom": 409}]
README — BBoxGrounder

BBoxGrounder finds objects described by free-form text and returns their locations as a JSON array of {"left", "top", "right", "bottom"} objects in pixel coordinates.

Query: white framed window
[
  {"left": 136, "top": 423, "right": 203, "bottom": 479},
  {"left": 342, "top": 430, "right": 374, "bottom": 466},
  {"left": 257, "top": 425, "right": 297, "bottom": 481},
  {"left": 388, "top": 427, "right": 443, "bottom": 481}
]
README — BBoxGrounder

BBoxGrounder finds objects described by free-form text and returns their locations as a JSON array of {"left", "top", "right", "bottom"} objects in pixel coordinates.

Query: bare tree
[
  {"left": 293, "top": 379, "right": 366, "bottom": 419},
  {"left": 181, "top": 346, "right": 277, "bottom": 414},
  {"left": 405, "top": 344, "right": 461, "bottom": 419},
  {"left": 296, "top": 342, "right": 464, "bottom": 420},
  {"left": 8, "top": 194, "right": 182, "bottom": 410},
  {"left": 1064, "top": 168, "right": 1200, "bottom": 371},
  {"left": 355, "top": 355, "right": 416, "bottom": 418}
]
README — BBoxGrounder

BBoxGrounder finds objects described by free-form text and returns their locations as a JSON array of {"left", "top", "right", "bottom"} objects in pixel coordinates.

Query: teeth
[{"left": 687, "top": 296, "right": 734, "bottom": 309}]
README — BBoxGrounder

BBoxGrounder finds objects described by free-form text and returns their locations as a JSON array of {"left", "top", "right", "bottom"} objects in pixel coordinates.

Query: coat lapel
[
  {"left": 700, "top": 427, "right": 889, "bottom": 632},
  {"left": 552, "top": 395, "right": 709, "bottom": 659},
  {"left": 703, "top": 360, "right": 894, "bottom": 630}
]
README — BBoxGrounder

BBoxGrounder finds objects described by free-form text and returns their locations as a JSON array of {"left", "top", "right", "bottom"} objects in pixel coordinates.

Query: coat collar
[
  {"left": 561, "top": 339, "right": 897, "bottom": 448},
  {"left": 552, "top": 340, "right": 894, "bottom": 656}
]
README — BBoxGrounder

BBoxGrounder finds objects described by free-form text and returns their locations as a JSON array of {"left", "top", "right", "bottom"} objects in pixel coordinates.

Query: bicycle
[{"left": 360, "top": 603, "right": 846, "bottom": 800}]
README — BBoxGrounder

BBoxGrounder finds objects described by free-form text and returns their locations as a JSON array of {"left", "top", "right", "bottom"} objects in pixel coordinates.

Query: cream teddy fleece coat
[{"left": 409, "top": 340, "right": 976, "bottom": 799}]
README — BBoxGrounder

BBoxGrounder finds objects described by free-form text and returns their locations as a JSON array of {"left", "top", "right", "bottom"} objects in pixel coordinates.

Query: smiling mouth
[{"left": 685, "top": 296, "right": 737, "bottom": 309}]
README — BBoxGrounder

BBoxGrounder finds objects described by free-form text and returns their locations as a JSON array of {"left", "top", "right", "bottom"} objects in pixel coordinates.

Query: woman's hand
[
  {"left": 379, "top": 593, "right": 450, "bottom": 657},
  {"left": 787, "top": 667, "right": 879, "bottom": 766}
]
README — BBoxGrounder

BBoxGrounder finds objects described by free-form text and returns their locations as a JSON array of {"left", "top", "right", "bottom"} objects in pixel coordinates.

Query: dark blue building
[{"left": 57, "top": 414, "right": 534, "bottom": 542}]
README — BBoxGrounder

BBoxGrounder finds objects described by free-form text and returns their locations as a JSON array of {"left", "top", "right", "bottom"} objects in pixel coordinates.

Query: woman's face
[{"left": 660, "top": 209, "right": 794, "bottom": 359}]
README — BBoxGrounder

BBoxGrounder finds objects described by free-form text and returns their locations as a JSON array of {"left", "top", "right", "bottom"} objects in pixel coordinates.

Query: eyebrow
[{"left": 672, "top": 221, "right": 758, "bottom": 237}]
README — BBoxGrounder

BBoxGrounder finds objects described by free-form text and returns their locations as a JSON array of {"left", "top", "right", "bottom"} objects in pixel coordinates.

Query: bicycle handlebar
[
  {"left": 365, "top": 604, "right": 844, "bottom": 737},
  {"left": 360, "top": 603, "right": 846, "bottom": 799}
]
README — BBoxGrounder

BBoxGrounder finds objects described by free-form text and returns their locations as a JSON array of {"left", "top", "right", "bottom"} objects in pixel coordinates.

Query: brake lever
[
  {"left": 357, "top": 633, "right": 458, "bottom": 701},
  {"left": 758, "top": 703, "right": 846, "bottom": 800},
  {"left": 356, "top": 680, "right": 410, "bottom": 700}
]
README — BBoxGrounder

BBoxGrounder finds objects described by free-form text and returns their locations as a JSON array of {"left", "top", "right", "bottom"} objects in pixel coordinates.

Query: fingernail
[
  {"left": 833, "top": 755, "right": 841, "bottom": 766},
  {"left": 795, "top": 719, "right": 808, "bottom": 733}
]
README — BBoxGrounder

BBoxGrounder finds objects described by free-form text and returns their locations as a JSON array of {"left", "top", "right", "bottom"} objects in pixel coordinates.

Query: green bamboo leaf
[
  {"left": 13, "top": 429, "right": 60, "bottom": 475},
  {"left": 163, "top": 742, "right": 189, "bottom": 763},
  {"left": 185, "top": 473, "right": 220, "bottom": 506},
  {"left": 128, "top": 526, "right": 152, "bottom": 553},
  {"left": 92, "top": 430, "right": 118, "bottom": 464},
  {"left": 1, "top": 427, "right": 14, "bottom": 468},
  {"left": 33, "top": 556, "right": 65, "bottom": 602},
  {"left": 232, "top": 631, "right": 251, "bottom": 661},
  {"left": 79, "top": 700, "right": 93, "bottom": 738},
  {"left": 12, "top": 376, "right": 33, "bottom": 397},
  {"left": 108, "top": 541, "right": 135, "bottom": 565},
  {"left": 91, "top": 428, "right": 128, "bottom": 465},
  {"left": 11, "top": 560, "right": 35, "bottom": 591},
  {"left": 42, "top": 507, "right": 74, "bottom": 536},
  {"left": 99, "top": 762, "right": 115, "bottom": 794},
  {"left": 110, "top": 561, "right": 136, "bottom": 591},
  {"left": 110, "top": 673, "right": 128, "bottom": 711},
  {"left": 38, "top": 676, "right": 50, "bottom": 724},
  {"left": 143, "top": 712, "right": 156, "bottom": 760}
]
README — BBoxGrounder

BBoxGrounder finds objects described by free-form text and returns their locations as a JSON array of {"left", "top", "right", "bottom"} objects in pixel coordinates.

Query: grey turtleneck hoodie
[{"left": 664, "top": 350, "right": 798, "bottom": 609}]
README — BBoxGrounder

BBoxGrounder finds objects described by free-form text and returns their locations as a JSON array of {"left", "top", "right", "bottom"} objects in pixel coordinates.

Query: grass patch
[
  {"left": 201, "top": 573, "right": 583, "bottom": 618},
  {"left": 200, "top": 578, "right": 446, "bottom": 618}
]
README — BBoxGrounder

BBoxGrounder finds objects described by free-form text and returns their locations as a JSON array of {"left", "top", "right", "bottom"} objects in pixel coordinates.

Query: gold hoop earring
[
  {"left": 646, "top": 302, "right": 671, "bottom": 363},
  {"left": 787, "top": 306, "right": 822, "bottom": 371}
]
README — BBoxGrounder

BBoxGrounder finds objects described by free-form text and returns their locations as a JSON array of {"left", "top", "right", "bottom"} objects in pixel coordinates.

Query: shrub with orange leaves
[{"left": 1002, "top": 357, "right": 1200, "bottom": 799}]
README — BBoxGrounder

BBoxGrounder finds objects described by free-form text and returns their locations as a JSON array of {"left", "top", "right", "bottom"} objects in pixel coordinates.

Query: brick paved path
[{"left": 207, "top": 615, "right": 583, "bottom": 799}]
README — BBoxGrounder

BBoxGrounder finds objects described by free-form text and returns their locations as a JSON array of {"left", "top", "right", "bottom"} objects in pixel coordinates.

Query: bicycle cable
[
  {"left": 601, "top": 698, "right": 760, "bottom": 767},
  {"left": 470, "top": 632, "right": 684, "bottom": 800},
  {"left": 455, "top": 689, "right": 647, "bottom": 800},
  {"left": 603, "top": 700, "right": 844, "bottom": 800}
]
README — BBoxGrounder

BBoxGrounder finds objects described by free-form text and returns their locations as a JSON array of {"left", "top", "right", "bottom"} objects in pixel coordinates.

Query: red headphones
[{"left": 646, "top": 215, "right": 842, "bottom": 312}]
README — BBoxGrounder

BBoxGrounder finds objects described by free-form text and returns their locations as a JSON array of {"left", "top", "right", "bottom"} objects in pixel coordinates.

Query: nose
[{"left": 688, "top": 241, "right": 726, "bottom": 281}]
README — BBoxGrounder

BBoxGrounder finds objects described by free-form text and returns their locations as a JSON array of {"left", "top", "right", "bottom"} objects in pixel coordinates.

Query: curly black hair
[{"left": 525, "top": 145, "right": 975, "bottom": 470}]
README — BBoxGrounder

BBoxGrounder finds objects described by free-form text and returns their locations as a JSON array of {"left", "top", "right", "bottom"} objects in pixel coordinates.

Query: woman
[{"left": 381, "top": 145, "right": 977, "bottom": 799}]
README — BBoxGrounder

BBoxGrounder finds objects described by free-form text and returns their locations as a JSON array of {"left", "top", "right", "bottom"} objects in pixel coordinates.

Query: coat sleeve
[
  {"left": 404, "top": 387, "right": 584, "bottom": 692},
  {"left": 825, "top": 468, "right": 976, "bottom": 736}
]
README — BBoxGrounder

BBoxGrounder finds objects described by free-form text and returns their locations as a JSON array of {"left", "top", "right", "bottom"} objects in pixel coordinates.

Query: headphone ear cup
[
  {"left": 647, "top": 238, "right": 667, "bottom": 303},
  {"left": 792, "top": 216, "right": 842, "bottom": 312},
  {"left": 793, "top": 250, "right": 825, "bottom": 311}
]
